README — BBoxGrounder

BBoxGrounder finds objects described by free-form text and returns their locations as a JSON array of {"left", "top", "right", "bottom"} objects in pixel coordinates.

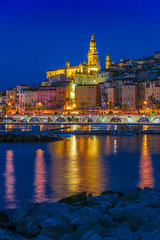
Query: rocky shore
[
  {"left": 1, "top": 187, "right": 160, "bottom": 239},
  {"left": 0, "top": 132, "right": 62, "bottom": 142}
]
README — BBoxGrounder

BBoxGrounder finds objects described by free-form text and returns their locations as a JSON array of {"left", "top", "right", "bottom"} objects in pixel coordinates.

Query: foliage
[
  {"left": 121, "top": 104, "right": 129, "bottom": 112},
  {"left": 108, "top": 110, "right": 113, "bottom": 114},
  {"left": 54, "top": 111, "right": 58, "bottom": 114}
]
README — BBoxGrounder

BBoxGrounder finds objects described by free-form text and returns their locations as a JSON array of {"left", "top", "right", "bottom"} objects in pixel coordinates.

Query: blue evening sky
[{"left": 0, "top": 0, "right": 160, "bottom": 89}]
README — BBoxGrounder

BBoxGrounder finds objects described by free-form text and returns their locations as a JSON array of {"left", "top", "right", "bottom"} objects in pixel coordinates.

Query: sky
[{"left": 0, "top": 0, "right": 160, "bottom": 89}]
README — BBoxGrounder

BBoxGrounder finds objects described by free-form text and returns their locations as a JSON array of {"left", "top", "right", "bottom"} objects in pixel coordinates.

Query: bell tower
[
  {"left": 65, "top": 59, "right": 70, "bottom": 78},
  {"left": 106, "top": 53, "right": 111, "bottom": 69},
  {"left": 88, "top": 34, "right": 100, "bottom": 71}
]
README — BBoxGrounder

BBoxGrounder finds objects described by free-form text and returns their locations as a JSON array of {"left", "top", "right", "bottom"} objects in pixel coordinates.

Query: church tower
[
  {"left": 106, "top": 53, "right": 111, "bottom": 69},
  {"left": 88, "top": 34, "right": 100, "bottom": 71},
  {"left": 65, "top": 59, "right": 70, "bottom": 78}
]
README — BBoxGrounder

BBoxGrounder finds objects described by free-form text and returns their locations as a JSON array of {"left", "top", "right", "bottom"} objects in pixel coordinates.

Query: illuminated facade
[
  {"left": 106, "top": 53, "right": 111, "bottom": 69},
  {"left": 88, "top": 34, "right": 100, "bottom": 72}
]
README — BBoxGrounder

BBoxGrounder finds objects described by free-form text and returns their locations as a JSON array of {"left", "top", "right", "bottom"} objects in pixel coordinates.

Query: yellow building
[
  {"left": 46, "top": 60, "right": 79, "bottom": 79},
  {"left": 88, "top": 34, "right": 100, "bottom": 71},
  {"left": 106, "top": 53, "right": 111, "bottom": 69}
]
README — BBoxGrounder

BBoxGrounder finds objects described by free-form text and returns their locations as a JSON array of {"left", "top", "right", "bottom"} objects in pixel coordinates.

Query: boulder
[
  {"left": 0, "top": 228, "right": 27, "bottom": 240},
  {"left": 108, "top": 222, "right": 135, "bottom": 240},
  {"left": 15, "top": 215, "right": 41, "bottom": 238},
  {"left": 0, "top": 211, "right": 10, "bottom": 222},
  {"left": 58, "top": 192, "right": 87, "bottom": 204},
  {"left": 122, "top": 187, "right": 141, "bottom": 201},
  {"left": 80, "top": 230, "right": 103, "bottom": 240}
]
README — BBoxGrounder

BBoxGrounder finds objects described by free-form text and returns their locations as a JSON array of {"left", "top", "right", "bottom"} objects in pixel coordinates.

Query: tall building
[
  {"left": 88, "top": 34, "right": 100, "bottom": 72},
  {"left": 106, "top": 53, "right": 111, "bottom": 69}
]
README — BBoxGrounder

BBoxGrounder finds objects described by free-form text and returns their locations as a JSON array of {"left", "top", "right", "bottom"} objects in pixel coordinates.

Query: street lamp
[{"left": 144, "top": 101, "right": 147, "bottom": 114}]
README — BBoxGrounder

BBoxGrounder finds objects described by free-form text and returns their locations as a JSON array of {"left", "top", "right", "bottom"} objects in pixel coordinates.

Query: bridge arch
[
  {"left": 82, "top": 117, "right": 94, "bottom": 123},
  {"left": 110, "top": 117, "right": 121, "bottom": 123},
  {"left": 30, "top": 117, "right": 40, "bottom": 122},
  {"left": 138, "top": 117, "right": 149, "bottom": 123},
  {"left": 153, "top": 117, "right": 160, "bottom": 123},
  {"left": 96, "top": 117, "right": 107, "bottom": 123},
  {"left": 125, "top": 116, "right": 135, "bottom": 123},
  {"left": 55, "top": 116, "right": 66, "bottom": 122},
  {"left": 20, "top": 117, "right": 27, "bottom": 123},
  {"left": 43, "top": 117, "right": 53, "bottom": 123}
]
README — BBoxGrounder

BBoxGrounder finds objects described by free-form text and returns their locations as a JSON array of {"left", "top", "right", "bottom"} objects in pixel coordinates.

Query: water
[{"left": 0, "top": 134, "right": 160, "bottom": 209}]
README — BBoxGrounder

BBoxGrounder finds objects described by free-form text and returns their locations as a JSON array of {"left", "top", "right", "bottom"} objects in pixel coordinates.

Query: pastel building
[
  {"left": 6, "top": 88, "right": 17, "bottom": 110},
  {"left": 37, "top": 86, "right": 56, "bottom": 109},
  {"left": 75, "top": 84, "right": 98, "bottom": 109},
  {"left": 55, "top": 83, "right": 70, "bottom": 109},
  {"left": 122, "top": 84, "right": 137, "bottom": 109},
  {"left": 107, "top": 87, "right": 116, "bottom": 105},
  {"left": 19, "top": 90, "right": 37, "bottom": 111},
  {"left": 145, "top": 80, "right": 160, "bottom": 102},
  {"left": 98, "top": 82, "right": 107, "bottom": 108}
]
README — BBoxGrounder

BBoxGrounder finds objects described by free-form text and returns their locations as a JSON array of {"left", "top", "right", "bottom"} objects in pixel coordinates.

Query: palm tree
[
  {"left": 121, "top": 104, "right": 129, "bottom": 112},
  {"left": 148, "top": 95, "right": 156, "bottom": 109},
  {"left": 80, "top": 101, "right": 86, "bottom": 114},
  {"left": 107, "top": 101, "right": 114, "bottom": 111},
  {"left": 66, "top": 97, "right": 72, "bottom": 109}
]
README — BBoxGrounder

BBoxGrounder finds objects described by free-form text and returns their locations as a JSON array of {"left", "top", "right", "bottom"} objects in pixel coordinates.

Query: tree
[
  {"left": 135, "top": 97, "right": 143, "bottom": 113},
  {"left": 80, "top": 101, "right": 86, "bottom": 114},
  {"left": 107, "top": 101, "right": 114, "bottom": 111},
  {"left": 121, "top": 104, "right": 129, "bottom": 112},
  {"left": 66, "top": 97, "right": 72, "bottom": 109},
  {"left": 148, "top": 95, "right": 156, "bottom": 109}
]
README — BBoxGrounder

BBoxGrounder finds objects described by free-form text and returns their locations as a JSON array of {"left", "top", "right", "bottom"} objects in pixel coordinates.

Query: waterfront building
[
  {"left": 75, "top": 84, "right": 98, "bottom": 109},
  {"left": 122, "top": 84, "right": 137, "bottom": 110},
  {"left": 36, "top": 86, "right": 56, "bottom": 109},
  {"left": 6, "top": 88, "right": 17, "bottom": 110},
  {"left": 107, "top": 87, "right": 116, "bottom": 105},
  {"left": 98, "top": 82, "right": 107, "bottom": 108},
  {"left": 19, "top": 90, "right": 37, "bottom": 111},
  {"left": 145, "top": 80, "right": 160, "bottom": 102},
  {"left": 54, "top": 82, "right": 70, "bottom": 109}
]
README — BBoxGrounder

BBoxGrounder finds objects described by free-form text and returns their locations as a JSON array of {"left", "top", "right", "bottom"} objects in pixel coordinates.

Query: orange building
[
  {"left": 6, "top": 88, "right": 17, "bottom": 110},
  {"left": 145, "top": 80, "right": 160, "bottom": 102},
  {"left": 107, "top": 87, "right": 116, "bottom": 105},
  {"left": 75, "top": 85, "right": 98, "bottom": 109},
  {"left": 122, "top": 84, "right": 137, "bottom": 109},
  {"left": 55, "top": 83, "right": 70, "bottom": 109}
]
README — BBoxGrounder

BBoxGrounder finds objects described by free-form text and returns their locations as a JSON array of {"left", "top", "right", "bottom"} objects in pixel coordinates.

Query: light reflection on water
[
  {"left": 4, "top": 150, "right": 17, "bottom": 209},
  {"left": 0, "top": 135, "right": 160, "bottom": 209},
  {"left": 34, "top": 149, "right": 48, "bottom": 203},
  {"left": 138, "top": 135, "right": 154, "bottom": 189}
]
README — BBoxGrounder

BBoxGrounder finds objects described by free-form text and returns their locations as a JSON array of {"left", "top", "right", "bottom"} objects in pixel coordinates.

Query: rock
[
  {"left": 122, "top": 187, "right": 141, "bottom": 201},
  {"left": 110, "top": 203, "right": 150, "bottom": 232},
  {"left": 87, "top": 193, "right": 119, "bottom": 208},
  {"left": 138, "top": 189, "right": 160, "bottom": 207},
  {"left": 0, "top": 211, "right": 10, "bottom": 222},
  {"left": 108, "top": 222, "right": 135, "bottom": 240},
  {"left": 58, "top": 192, "right": 87, "bottom": 204},
  {"left": 0, "top": 228, "right": 27, "bottom": 240},
  {"left": 15, "top": 215, "right": 41, "bottom": 238},
  {"left": 80, "top": 230, "right": 103, "bottom": 240},
  {"left": 29, "top": 202, "right": 72, "bottom": 222},
  {"left": 140, "top": 215, "right": 160, "bottom": 232},
  {"left": 41, "top": 220, "right": 73, "bottom": 235}
]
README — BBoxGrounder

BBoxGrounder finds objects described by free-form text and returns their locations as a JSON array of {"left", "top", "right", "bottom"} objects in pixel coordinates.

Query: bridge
[{"left": 2, "top": 114, "right": 160, "bottom": 124}]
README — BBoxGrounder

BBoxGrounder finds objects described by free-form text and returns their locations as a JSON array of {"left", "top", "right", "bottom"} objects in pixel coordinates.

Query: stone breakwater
[
  {"left": 0, "top": 132, "right": 62, "bottom": 142},
  {"left": 1, "top": 187, "right": 160, "bottom": 239}
]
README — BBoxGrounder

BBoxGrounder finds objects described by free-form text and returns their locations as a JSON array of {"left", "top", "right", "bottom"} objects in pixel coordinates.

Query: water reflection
[
  {"left": 48, "top": 136, "right": 110, "bottom": 198},
  {"left": 4, "top": 150, "right": 17, "bottom": 209},
  {"left": 138, "top": 135, "right": 154, "bottom": 189},
  {"left": 34, "top": 149, "right": 47, "bottom": 203}
]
